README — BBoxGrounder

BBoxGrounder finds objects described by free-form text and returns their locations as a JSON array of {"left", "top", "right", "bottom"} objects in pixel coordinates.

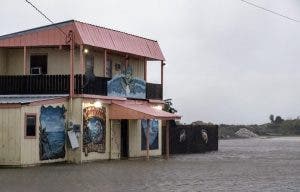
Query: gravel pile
[{"left": 235, "top": 128, "right": 258, "bottom": 138}]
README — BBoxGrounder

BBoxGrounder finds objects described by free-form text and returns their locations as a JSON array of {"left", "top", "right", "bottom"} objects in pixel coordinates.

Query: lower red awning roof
[{"left": 109, "top": 102, "right": 181, "bottom": 120}]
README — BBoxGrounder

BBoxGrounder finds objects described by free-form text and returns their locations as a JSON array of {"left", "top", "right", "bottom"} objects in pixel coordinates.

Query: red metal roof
[
  {"left": 0, "top": 20, "right": 165, "bottom": 61},
  {"left": 109, "top": 101, "right": 181, "bottom": 120}
]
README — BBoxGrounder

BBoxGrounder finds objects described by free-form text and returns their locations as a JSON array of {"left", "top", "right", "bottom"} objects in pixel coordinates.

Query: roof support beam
[
  {"left": 23, "top": 46, "right": 27, "bottom": 75},
  {"left": 80, "top": 44, "right": 84, "bottom": 74},
  {"left": 104, "top": 49, "right": 107, "bottom": 77},
  {"left": 161, "top": 61, "right": 165, "bottom": 99},
  {"left": 144, "top": 58, "right": 147, "bottom": 81},
  {"left": 69, "top": 31, "right": 75, "bottom": 97}
]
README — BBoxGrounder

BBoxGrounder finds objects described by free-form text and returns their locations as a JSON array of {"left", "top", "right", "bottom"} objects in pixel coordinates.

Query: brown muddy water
[{"left": 0, "top": 137, "right": 299, "bottom": 192}]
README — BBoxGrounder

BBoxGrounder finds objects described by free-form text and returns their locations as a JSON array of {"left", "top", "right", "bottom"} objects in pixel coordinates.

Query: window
[
  {"left": 106, "top": 59, "right": 112, "bottom": 78},
  {"left": 85, "top": 55, "right": 95, "bottom": 76},
  {"left": 30, "top": 55, "right": 47, "bottom": 75},
  {"left": 25, "top": 114, "right": 36, "bottom": 138}
]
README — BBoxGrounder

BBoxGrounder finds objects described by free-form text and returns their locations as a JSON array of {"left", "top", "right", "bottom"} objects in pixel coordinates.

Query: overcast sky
[{"left": 1, "top": 0, "right": 300, "bottom": 124}]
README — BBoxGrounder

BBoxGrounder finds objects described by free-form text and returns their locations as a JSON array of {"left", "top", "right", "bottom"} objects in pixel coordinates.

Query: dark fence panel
[
  {"left": 75, "top": 75, "right": 111, "bottom": 95},
  {"left": 0, "top": 75, "right": 69, "bottom": 95},
  {"left": 146, "top": 83, "right": 162, "bottom": 100},
  {"left": 169, "top": 122, "right": 218, "bottom": 154},
  {"left": 0, "top": 74, "right": 164, "bottom": 99}
]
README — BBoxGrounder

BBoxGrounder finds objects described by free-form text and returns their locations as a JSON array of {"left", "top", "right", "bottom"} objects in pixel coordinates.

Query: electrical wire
[
  {"left": 240, "top": 0, "right": 300, "bottom": 23},
  {"left": 24, "top": 0, "right": 67, "bottom": 36}
]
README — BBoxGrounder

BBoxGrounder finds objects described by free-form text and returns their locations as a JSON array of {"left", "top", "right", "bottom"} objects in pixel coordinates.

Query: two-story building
[{"left": 0, "top": 20, "right": 180, "bottom": 166}]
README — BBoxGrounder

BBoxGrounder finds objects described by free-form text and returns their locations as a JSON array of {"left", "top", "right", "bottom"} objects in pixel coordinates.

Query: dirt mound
[{"left": 235, "top": 128, "right": 258, "bottom": 138}]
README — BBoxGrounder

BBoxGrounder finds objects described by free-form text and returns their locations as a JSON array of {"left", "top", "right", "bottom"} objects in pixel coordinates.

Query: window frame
[
  {"left": 30, "top": 54, "right": 48, "bottom": 75},
  {"left": 24, "top": 113, "right": 37, "bottom": 139}
]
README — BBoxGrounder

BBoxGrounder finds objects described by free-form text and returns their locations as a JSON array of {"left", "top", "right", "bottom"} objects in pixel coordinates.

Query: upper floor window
[
  {"left": 25, "top": 114, "right": 36, "bottom": 138},
  {"left": 30, "top": 55, "right": 47, "bottom": 75},
  {"left": 85, "top": 55, "right": 95, "bottom": 77}
]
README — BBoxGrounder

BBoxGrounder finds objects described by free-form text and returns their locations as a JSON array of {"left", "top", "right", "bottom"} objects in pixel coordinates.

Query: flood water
[{"left": 1, "top": 137, "right": 299, "bottom": 192}]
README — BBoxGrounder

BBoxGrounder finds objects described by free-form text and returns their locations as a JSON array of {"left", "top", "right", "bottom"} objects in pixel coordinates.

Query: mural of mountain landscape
[
  {"left": 39, "top": 106, "right": 66, "bottom": 160},
  {"left": 141, "top": 119, "right": 159, "bottom": 150},
  {"left": 83, "top": 106, "right": 106, "bottom": 155}
]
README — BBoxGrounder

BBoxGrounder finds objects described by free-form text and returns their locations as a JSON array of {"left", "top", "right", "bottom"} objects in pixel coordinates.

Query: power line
[
  {"left": 240, "top": 0, "right": 300, "bottom": 23},
  {"left": 24, "top": 0, "right": 67, "bottom": 36}
]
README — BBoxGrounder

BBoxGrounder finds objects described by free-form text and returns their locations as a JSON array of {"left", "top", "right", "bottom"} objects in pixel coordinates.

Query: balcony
[{"left": 0, "top": 75, "right": 163, "bottom": 100}]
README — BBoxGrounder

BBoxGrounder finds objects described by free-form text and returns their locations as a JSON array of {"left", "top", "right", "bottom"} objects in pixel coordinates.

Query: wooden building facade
[{"left": 0, "top": 20, "right": 180, "bottom": 166}]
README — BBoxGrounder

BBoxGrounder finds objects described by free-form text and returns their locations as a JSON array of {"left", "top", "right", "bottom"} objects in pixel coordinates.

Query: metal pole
[
  {"left": 146, "top": 119, "right": 150, "bottom": 160},
  {"left": 161, "top": 61, "right": 165, "bottom": 99},
  {"left": 110, "top": 120, "right": 112, "bottom": 160},
  {"left": 69, "top": 30, "right": 75, "bottom": 97}
]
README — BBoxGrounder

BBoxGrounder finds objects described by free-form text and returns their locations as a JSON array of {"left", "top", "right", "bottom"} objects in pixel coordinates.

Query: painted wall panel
[
  {"left": 128, "top": 120, "right": 162, "bottom": 158},
  {"left": 0, "top": 108, "right": 21, "bottom": 165},
  {"left": 20, "top": 102, "right": 69, "bottom": 165},
  {"left": 81, "top": 103, "right": 112, "bottom": 161}
]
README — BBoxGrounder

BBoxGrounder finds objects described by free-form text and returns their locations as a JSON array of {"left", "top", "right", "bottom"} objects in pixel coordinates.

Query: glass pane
[{"left": 26, "top": 115, "right": 36, "bottom": 137}]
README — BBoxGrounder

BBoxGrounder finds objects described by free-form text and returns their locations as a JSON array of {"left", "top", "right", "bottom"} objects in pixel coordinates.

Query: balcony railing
[
  {"left": 0, "top": 75, "right": 70, "bottom": 94},
  {"left": 0, "top": 75, "right": 162, "bottom": 100}
]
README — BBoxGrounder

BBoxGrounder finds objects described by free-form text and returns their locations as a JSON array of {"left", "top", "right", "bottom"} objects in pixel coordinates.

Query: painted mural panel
[
  {"left": 83, "top": 106, "right": 106, "bottom": 155},
  {"left": 107, "top": 67, "right": 146, "bottom": 99},
  {"left": 141, "top": 119, "right": 159, "bottom": 150},
  {"left": 39, "top": 106, "right": 66, "bottom": 160}
]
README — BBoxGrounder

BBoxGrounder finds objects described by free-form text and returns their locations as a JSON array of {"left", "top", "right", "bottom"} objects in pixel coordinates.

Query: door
[{"left": 120, "top": 119, "right": 129, "bottom": 158}]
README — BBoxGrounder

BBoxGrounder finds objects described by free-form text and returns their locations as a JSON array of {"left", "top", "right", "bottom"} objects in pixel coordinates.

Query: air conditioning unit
[{"left": 31, "top": 67, "right": 42, "bottom": 75}]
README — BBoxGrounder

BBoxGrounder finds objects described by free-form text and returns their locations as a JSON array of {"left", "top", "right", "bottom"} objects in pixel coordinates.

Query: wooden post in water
[
  {"left": 165, "top": 120, "right": 170, "bottom": 160},
  {"left": 146, "top": 119, "right": 150, "bottom": 160}
]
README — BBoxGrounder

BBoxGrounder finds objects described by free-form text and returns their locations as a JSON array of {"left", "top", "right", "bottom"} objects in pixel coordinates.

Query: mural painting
[
  {"left": 107, "top": 66, "right": 146, "bottom": 99},
  {"left": 141, "top": 119, "right": 159, "bottom": 150},
  {"left": 83, "top": 106, "right": 106, "bottom": 155},
  {"left": 39, "top": 106, "right": 66, "bottom": 160}
]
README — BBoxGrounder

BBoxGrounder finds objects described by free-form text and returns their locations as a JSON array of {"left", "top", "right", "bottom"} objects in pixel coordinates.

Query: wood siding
[
  {"left": 0, "top": 48, "right": 7, "bottom": 75},
  {"left": 129, "top": 57, "right": 145, "bottom": 80},
  {"left": 0, "top": 107, "right": 21, "bottom": 165},
  {"left": 2, "top": 48, "right": 145, "bottom": 79},
  {"left": 4, "top": 47, "right": 81, "bottom": 75},
  {"left": 7, "top": 49, "right": 23, "bottom": 75}
]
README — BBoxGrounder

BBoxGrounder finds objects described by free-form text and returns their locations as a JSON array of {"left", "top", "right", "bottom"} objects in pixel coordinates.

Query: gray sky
[{"left": 1, "top": 0, "right": 300, "bottom": 124}]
